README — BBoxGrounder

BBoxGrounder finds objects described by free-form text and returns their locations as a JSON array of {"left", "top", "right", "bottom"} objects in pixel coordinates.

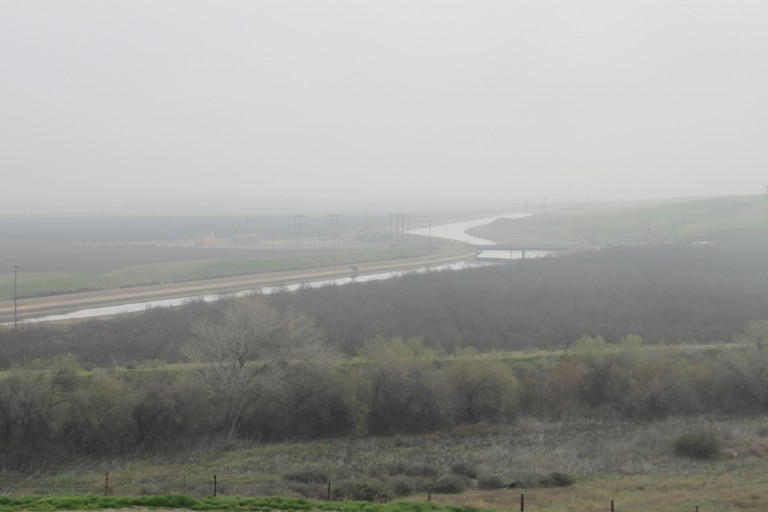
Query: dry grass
[
  {"left": 6, "top": 416, "right": 768, "bottom": 511},
  {"left": 427, "top": 469, "right": 768, "bottom": 512}
]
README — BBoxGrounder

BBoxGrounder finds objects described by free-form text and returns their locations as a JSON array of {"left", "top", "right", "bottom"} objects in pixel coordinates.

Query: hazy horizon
[{"left": 2, "top": 1, "right": 767, "bottom": 216}]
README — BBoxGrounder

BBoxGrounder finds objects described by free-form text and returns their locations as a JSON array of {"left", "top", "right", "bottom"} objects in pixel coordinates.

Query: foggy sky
[{"left": 2, "top": 1, "right": 767, "bottom": 215}]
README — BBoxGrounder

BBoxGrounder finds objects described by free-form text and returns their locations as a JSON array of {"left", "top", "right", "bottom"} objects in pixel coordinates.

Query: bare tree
[{"left": 183, "top": 295, "right": 330, "bottom": 439}]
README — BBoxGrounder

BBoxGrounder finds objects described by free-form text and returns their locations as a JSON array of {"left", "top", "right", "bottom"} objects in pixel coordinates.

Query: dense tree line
[
  {"left": 4, "top": 314, "right": 768, "bottom": 468},
  {"left": 271, "top": 241, "right": 768, "bottom": 352},
  {"left": 3, "top": 241, "right": 767, "bottom": 369}
]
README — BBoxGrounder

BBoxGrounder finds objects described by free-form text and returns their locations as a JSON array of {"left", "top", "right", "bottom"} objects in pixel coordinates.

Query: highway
[{"left": 0, "top": 249, "right": 475, "bottom": 324}]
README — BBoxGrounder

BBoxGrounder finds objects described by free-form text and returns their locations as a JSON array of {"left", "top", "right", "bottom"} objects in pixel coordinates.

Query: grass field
[
  {"left": 0, "top": 245, "right": 431, "bottom": 301},
  {"left": 471, "top": 195, "right": 768, "bottom": 246},
  {"left": 3, "top": 416, "right": 768, "bottom": 511}
]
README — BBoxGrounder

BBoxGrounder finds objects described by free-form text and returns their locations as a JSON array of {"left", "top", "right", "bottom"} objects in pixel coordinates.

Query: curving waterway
[{"left": 22, "top": 212, "right": 526, "bottom": 323}]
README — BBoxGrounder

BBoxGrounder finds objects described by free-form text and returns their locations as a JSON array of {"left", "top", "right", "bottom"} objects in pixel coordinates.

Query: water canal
[{"left": 24, "top": 212, "right": 528, "bottom": 323}]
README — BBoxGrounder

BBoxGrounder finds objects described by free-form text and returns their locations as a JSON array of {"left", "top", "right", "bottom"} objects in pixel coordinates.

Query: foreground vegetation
[
  {"left": 4, "top": 196, "right": 768, "bottom": 510},
  {"left": 0, "top": 495, "right": 484, "bottom": 512},
  {"left": 2, "top": 415, "right": 768, "bottom": 511},
  {"left": 3, "top": 306, "right": 768, "bottom": 466}
]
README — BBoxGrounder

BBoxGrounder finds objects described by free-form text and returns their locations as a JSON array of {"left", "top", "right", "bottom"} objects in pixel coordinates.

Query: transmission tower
[{"left": 289, "top": 214, "right": 306, "bottom": 245}]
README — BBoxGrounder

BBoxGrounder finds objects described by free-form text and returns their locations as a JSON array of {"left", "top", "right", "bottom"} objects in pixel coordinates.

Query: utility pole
[{"left": 13, "top": 265, "right": 21, "bottom": 328}]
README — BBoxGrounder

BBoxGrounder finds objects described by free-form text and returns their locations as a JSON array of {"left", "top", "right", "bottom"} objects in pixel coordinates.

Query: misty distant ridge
[
  {"left": 0, "top": 193, "right": 758, "bottom": 219},
  {"left": 0, "top": 193, "right": 764, "bottom": 245}
]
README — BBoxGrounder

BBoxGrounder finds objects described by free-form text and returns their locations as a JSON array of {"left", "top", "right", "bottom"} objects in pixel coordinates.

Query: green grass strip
[{"left": 0, "top": 495, "right": 487, "bottom": 512}]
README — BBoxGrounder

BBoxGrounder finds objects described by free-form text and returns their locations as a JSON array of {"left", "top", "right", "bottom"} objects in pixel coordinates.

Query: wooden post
[
  {"left": 104, "top": 471, "right": 110, "bottom": 496},
  {"left": 520, "top": 493, "right": 524, "bottom": 512},
  {"left": 182, "top": 474, "right": 186, "bottom": 494},
  {"left": 428, "top": 487, "right": 432, "bottom": 501},
  {"left": 611, "top": 499, "right": 614, "bottom": 512},
  {"left": 327, "top": 480, "right": 331, "bottom": 501},
  {"left": 213, "top": 473, "right": 217, "bottom": 497}
]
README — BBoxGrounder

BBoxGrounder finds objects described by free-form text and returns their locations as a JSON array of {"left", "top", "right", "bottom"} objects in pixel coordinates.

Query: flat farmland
[
  {"left": 0, "top": 240, "right": 323, "bottom": 274},
  {"left": 0, "top": 240, "right": 469, "bottom": 322}
]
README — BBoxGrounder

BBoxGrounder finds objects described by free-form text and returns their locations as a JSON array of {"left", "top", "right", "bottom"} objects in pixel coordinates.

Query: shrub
[
  {"left": 674, "top": 427, "right": 721, "bottom": 459},
  {"left": 537, "top": 472, "right": 575, "bottom": 488},
  {"left": 388, "top": 476, "right": 416, "bottom": 496},
  {"left": 450, "top": 461, "right": 478, "bottom": 479},
  {"left": 282, "top": 470, "right": 329, "bottom": 484},
  {"left": 431, "top": 475, "right": 470, "bottom": 494},
  {"left": 286, "top": 481, "right": 326, "bottom": 500},
  {"left": 330, "top": 480, "right": 396, "bottom": 502},
  {"left": 405, "top": 463, "right": 441, "bottom": 477},
  {"left": 383, "top": 461, "right": 411, "bottom": 476},
  {"left": 477, "top": 474, "right": 506, "bottom": 490}
]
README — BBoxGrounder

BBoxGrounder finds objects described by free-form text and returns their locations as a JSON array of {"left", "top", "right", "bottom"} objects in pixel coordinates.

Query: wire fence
[
  {"left": 1, "top": 471, "right": 230, "bottom": 497},
  {"left": 0, "top": 474, "right": 714, "bottom": 512}
]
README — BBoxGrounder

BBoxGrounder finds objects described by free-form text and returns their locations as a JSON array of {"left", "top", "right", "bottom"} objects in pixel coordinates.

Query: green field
[
  {"left": 472, "top": 195, "right": 768, "bottom": 246},
  {"left": 0, "top": 245, "right": 431, "bottom": 301}
]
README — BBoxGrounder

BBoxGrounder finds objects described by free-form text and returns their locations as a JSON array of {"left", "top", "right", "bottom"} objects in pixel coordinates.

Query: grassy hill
[{"left": 470, "top": 195, "right": 768, "bottom": 246}]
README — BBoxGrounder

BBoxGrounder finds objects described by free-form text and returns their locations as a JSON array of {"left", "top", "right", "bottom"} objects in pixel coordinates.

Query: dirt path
[{"left": 0, "top": 249, "right": 475, "bottom": 323}]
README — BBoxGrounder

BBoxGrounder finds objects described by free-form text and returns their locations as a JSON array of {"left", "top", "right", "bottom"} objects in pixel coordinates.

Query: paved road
[{"left": 0, "top": 249, "right": 474, "bottom": 324}]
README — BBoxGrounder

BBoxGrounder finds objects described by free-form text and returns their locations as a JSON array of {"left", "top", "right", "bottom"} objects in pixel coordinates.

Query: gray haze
[{"left": 2, "top": 1, "right": 767, "bottom": 215}]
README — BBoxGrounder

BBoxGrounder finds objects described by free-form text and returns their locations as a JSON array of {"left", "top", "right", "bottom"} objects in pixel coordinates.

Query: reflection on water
[
  {"left": 408, "top": 212, "right": 528, "bottom": 245},
  {"left": 23, "top": 261, "right": 482, "bottom": 323}
]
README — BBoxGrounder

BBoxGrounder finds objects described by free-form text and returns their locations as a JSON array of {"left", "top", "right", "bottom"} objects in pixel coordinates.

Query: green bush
[
  {"left": 450, "top": 461, "right": 478, "bottom": 479},
  {"left": 384, "top": 461, "right": 411, "bottom": 476},
  {"left": 285, "top": 481, "right": 326, "bottom": 500},
  {"left": 431, "top": 475, "right": 470, "bottom": 494},
  {"left": 404, "top": 463, "right": 440, "bottom": 477},
  {"left": 477, "top": 474, "right": 506, "bottom": 490},
  {"left": 536, "top": 472, "right": 575, "bottom": 488},
  {"left": 674, "top": 427, "right": 721, "bottom": 459},
  {"left": 330, "top": 479, "right": 396, "bottom": 502},
  {"left": 388, "top": 476, "right": 416, "bottom": 496},
  {"left": 282, "top": 470, "right": 329, "bottom": 484}
]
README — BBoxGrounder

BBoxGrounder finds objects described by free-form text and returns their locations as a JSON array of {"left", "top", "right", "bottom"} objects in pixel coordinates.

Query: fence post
[
  {"left": 520, "top": 493, "right": 524, "bottom": 512},
  {"left": 182, "top": 474, "right": 186, "bottom": 494},
  {"left": 327, "top": 480, "right": 331, "bottom": 501},
  {"left": 611, "top": 499, "right": 614, "bottom": 512},
  {"left": 427, "top": 487, "right": 432, "bottom": 501},
  {"left": 213, "top": 473, "right": 217, "bottom": 497},
  {"left": 104, "top": 471, "right": 110, "bottom": 496}
]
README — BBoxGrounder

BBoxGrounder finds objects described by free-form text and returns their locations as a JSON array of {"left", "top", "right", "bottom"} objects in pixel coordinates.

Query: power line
[{"left": 13, "top": 265, "right": 21, "bottom": 328}]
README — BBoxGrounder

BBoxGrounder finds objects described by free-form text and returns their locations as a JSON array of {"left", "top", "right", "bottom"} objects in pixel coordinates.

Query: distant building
[
  {"left": 233, "top": 233, "right": 261, "bottom": 245},
  {"left": 195, "top": 233, "right": 216, "bottom": 246}
]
